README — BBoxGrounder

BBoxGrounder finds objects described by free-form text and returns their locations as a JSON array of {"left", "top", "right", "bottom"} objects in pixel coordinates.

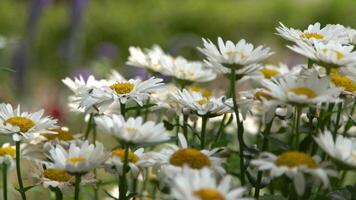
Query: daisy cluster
[{"left": 0, "top": 22, "right": 355, "bottom": 200}]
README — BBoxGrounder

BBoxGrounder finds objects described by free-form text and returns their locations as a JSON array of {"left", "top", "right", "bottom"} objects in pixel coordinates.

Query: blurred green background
[{"left": 0, "top": 0, "right": 356, "bottom": 121}]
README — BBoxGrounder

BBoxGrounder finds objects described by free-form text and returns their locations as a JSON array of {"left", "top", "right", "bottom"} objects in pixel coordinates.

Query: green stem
[
  {"left": 119, "top": 145, "right": 129, "bottom": 200},
  {"left": 2, "top": 163, "right": 8, "bottom": 200},
  {"left": 121, "top": 103, "right": 126, "bottom": 119},
  {"left": 229, "top": 68, "right": 246, "bottom": 185},
  {"left": 334, "top": 102, "right": 342, "bottom": 138},
  {"left": 200, "top": 116, "right": 208, "bottom": 149},
  {"left": 215, "top": 114, "right": 227, "bottom": 142},
  {"left": 254, "top": 118, "right": 274, "bottom": 199},
  {"left": 50, "top": 187, "right": 63, "bottom": 200},
  {"left": 74, "top": 174, "right": 81, "bottom": 200},
  {"left": 84, "top": 113, "right": 94, "bottom": 140},
  {"left": 15, "top": 141, "right": 26, "bottom": 200},
  {"left": 183, "top": 114, "right": 188, "bottom": 139},
  {"left": 295, "top": 107, "right": 302, "bottom": 150}
]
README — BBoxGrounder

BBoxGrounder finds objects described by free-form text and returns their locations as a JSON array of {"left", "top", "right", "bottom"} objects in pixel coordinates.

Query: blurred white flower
[{"left": 0, "top": 143, "right": 16, "bottom": 168}]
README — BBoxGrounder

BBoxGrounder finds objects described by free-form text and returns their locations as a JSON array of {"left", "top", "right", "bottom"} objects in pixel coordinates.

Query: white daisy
[
  {"left": 0, "top": 103, "right": 58, "bottom": 141},
  {"left": 127, "top": 45, "right": 170, "bottom": 74},
  {"left": 247, "top": 63, "right": 292, "bottom": 80},
  {"left": 170, "top": 89, "right": 233, "bottom": 117},
  {"left": 169, "top": 166, "right": 251, "bottom": 200},
  {"left": 314, "top": 130, "right": 356, "bottom": 168},
  {"left": 251, "top": 151, "right": 337, "bottom": 196},
  {"left": 104, "top": 148, "right": 155, "bottom": 177},
  {"left": 95, "top": 115, "right": 170, "bottom": 145},
  {"left": 105, "top": 76, "right": 164, "bottom": 106},
  {"left": 32, "top": 164, "right": 96, "bottom": 195},
  {"left": 160, "top": 56, "right": 216, "bottom": 83},
  {"left": 261, "top": 70, "right": 341, "bottom": 106},
  {"left": 276, "top": 22, "right": 348, "bottom": 44},
  {"left": 0, "top": 143, "right": 16, "bottom": 167},
  {"left": 288, "top": 40, "right": 356, "bottom": 68},
  {"left": 48, "top": 141, "right": 108, "bottom": 174},
  {"left": 198, "top": 37, "right": 273, "bottom": 71},
  {"left": 330, "top": 67, "right": 356, "bottom": 95},
  {"left": 150, "top": 133, "right": 225, "bottom": 178}
]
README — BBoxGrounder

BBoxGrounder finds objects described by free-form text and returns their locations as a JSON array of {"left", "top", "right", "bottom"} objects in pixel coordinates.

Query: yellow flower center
[
  {"left": 331, "top": 74, "right": 356, "bottom": 92},
  {"left": 0, "top": 147, "right": 16, "bottom": 157},
  {"left": 42, "top": 128, "right": 74, "bottom": 141},
  {"left": 196, "top": 99, "right": 209, "bottom": 105},
  {"left": 300, "top": 33, "right": 324, "bottom": 39},
  {"left": 43, "top": 168, "right": 72, "bottom": 182},
  {"left": 110, "top": 82, "right": 134, "bottom": 94},
  {"left": 169, "top": 148, "right": 211, "bottom": 169},
  {"left": 67, "top": 156, "right": 86, "bottom": 164},
  {"left": 288, "top": 87, "right": 317, "bottom": 99},
  {"left": 254, "top": 91, "right": 273, "bottom": 101},
  {"left": 322, "top": 49, "right": 344, "bottom": 60},
  {"left": 259, "top": 68, "right": 280, "bottom": 79},
  {"left": 275, "top": 151, "right": 318, "bottom": 168},
  {"left": 4, "top": 117, "right": 35, "bottom": 132},
  {"left": 189, "top": 86, "right": 212, "bottom": 98},
  {"left": 111, "top": 149, "right": 139, "bottom": 163},
  {"left": 194, "top": 188, "right": 225, "bottom": 200}
]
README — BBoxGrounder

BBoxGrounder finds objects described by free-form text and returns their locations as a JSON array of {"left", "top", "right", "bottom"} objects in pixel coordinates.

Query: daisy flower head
[
  {"left": 170, "top": 89, "right": 233, "bottom": 117},
  {"left": 198, "top": 37, "right": 273, "bottom": 70},
  {"left": 150, "top": 133, "right": 225, "bottom": 178},
  {"left": 105, "top": 147, "right": 154, "bottom": 177},
  {"left": 330, "top": 67, "right": 356, "bottom": 95},
  {"left": 0, "top": 103, "right": 58, "bottom": 141},
  {"left": 251, "top": 151, "right": 337, "bottom": 196},
  {"left": 314, "top": 130, "right": 356, "bottom": 168},
  {"left": 276, "top": 22, "right": 348, "bottom": 44},
  {"left": 0, "top": 143, "right": 16, "bottom": 167},
  {"left": 160, "top": 56, "right": 217, "bottom": 83},
  {"left": 261, "top": 70, "right": 341, "bottom": 106},
  {"left": 169, "top": 166, "right": 251, "bottom": 200},
  {"left": 127, "top": 45, "right": 170, "bottom": 74},
  {"left": 48, "top": 141, "right": 108, "bottom": 174},
  {"left": 95, "top": 114, "right": 170, "bottom": 145},
  {"left": 32, "top": 164, "right": 96, "bottom": 195},
  {"left": 288, "top": 40, "right": 356, "bottom": 69},
  {"left": 106, "top": 76, "right": 164, "bottom": 106},
  {"left": 248, "top": 63, "right": 292, "bottom": 80}
]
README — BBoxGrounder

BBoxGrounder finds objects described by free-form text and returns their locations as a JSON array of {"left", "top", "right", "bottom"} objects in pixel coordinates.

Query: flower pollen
[
  {"left": 110, "top": 82, "right": 134, "bottom": 94},
  {"left": 300, "top": 33, "right": 324, "bottom": 39},
  {"left": 67, "top": 156, "right": 86, "bottom": 164},
  {"left": 331, "top": 74, "right": 356, "bottom": 92},
  {"left": 42, "top": 128, "right": 74, "bottom": 141},
  {"left": 275, "top": 151, "right": 317, "bottom": 168},
  {"left": 170, "top": 148, "right": 211, "bottom": 169},
  {"left": 259, "top": 68, "right": 280, "bottom": 79},
  {"left": 0, "top": 147, "right": 16, "bottom": 157},
  {"left": 111, "top": 149, "right": 139, "bottom": 163},
  {"left": 288, "top": 87, "right": 317, "bottom": 99},
  {"left": 4, "top": 117, "right": 35, "bottom": 132},
  {"left": 43, "top": 168, "right": 72, "bottom": 182},
  {"left": 194, "top": 188, "right": 225, "bottom": 200}
]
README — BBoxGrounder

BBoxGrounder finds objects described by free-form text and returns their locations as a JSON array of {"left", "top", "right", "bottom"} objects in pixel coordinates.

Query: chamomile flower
[
  {"left": 105, "top": 148, "right": 154, "bottom": 177},
  {"left": 248, "top": 63, "right": 292, "bottom": 80},
  {"left": 170, "top": 89, "right": 233, "bottom": 116},
  {"left": 32, "top": 164, "right": 96, "bottom": 195},
  {"left": 251, "top": 151, "right": 337, "bottom": 196},
  {"left": 276, "top": 22, "right": 348, "bottom": 44},
  {"left": 314, "top": 130, "right": 356, "bottom": 168},
  {"left": 261, "top": 70, "right": 341, "bottom": 106},
  {"left": 95, "top": 115, "right": 170, "bottom": 145},
  {"left": 150, "top": 133, "right": 225, "bottom": 178},
  {"left": 288, "top": 40, "right": 356, "bottom": 68},
  {"left": 160, "top": 56, "right": 216, "bottom": 83},
  {"left": 0, "top": 143, "right": 16, "bottom": 167},
  {"left": 0, "top": 103, "right": 57, "bottom": 141},
  {"left": 48, "top": 141, "right": 108, "bottom": 174},
  {"left": 127, "top": 45, "right": 170, "bottom": 74},
  {"left": 330, "top": 67, "right": 356, "bottom": 95},
  {"left": 198, "top": 37, "right": 273, "bottom": 71},
  {"left": 106, "top": 76, "right": 164, "bottom": 106},
  {"left": 169, "top": 167, "right": 251, "bottom": 200}
]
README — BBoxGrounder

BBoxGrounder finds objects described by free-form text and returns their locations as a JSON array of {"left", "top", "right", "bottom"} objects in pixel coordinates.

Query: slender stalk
[
  {"left": 121, "top": 103, "right": 126, "bottom": 119},
  {"left": 119, "top": 145, "right": 129, "bottom": 200},
  {"left": 334, "top": 102, "right": 342, "bottom": 138},
  {"left": 295, "top": 107, "right": 302, "bottom": 150},
  {"left": 2, "top": 163, "right": 8, "bottom": 200},
  {"left": 254, "top": 118, "right": 274, "bottom": 199},
  {"left": 74, "top": 174, "right": 82, "bottom": 200},
  {"left": 50, "top": 187, "right": 63, "bottom": 200},
  {"left": 183, "top": 114, "right": 188, "bottom": 139},
  {"left": 215, "top": 114, "right": 227, "bottom": 142},
  {"left": 15, "top": 141, "right": 26, "bottom": 200},
  {"left": 229, "top": 68, "right": 246, "bottom": 185},
  {"left": 200, "top": 116, "right": 208, "bottom": 149},
  {"left": 84, "top": 113, "right": 94, "bottom": 140}
]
